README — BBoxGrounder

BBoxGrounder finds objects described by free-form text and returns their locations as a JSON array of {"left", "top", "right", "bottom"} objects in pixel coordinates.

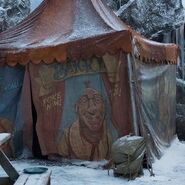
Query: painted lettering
[
  {"left": 43, "top": 92, "right": 62, "bottom": 111},
  {"left": 53, "top": 58, "right": 106, "bottom": 81},
  {"left": 0, "top": 80, "right": 22, "bottom": 92}
]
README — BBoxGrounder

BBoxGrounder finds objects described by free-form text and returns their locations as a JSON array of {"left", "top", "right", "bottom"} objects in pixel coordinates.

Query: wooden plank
[
  {"left": 0, "top": 177, "right": 13, "bottom": 185},
  {"left": 25, "top": 174, "right": 41, "bottom": 185},
  {"left": 14, "top": 170, "right": 51, "bottom": 185},
  {"left": 0, "top": 149, "right": 19, "bottom": 181},
  {"left": 37, "top": 170, "right": 51, "bottom": 185},
  {"left": 13, "top": 174, "right": 29, "bottom": 185},
  {"left": 0, "top": 133, "right": 11, "bottom": 146}
]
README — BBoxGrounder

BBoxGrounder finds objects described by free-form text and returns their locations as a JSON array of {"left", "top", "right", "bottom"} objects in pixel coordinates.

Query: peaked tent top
[{"left": 0, "top": 0, "right": 132, "bottom": 66}]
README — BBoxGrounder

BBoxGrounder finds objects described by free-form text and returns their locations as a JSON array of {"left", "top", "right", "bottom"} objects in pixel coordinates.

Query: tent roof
[
  {"left": 0, "top": 0, "right": 132, "bottom": 66},
  {"left": 132, "top": 35, "right": 179, "bottom": 64}
]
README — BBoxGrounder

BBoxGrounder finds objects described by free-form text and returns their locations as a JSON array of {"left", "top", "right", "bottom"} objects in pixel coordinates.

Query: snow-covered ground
[
  {"left": 0, "top": 137, "right": 184, "bottom": 185},
  {"left": 183, "top": 0, "right": 185, "bottom": 8},
  {"left": 30, "top": 0, "right": 43, "bottom": 11}
]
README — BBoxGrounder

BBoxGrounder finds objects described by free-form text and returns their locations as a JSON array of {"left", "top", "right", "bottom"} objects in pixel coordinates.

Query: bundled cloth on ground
[{"left": 111, "top": 135, "right": 146, "bottom": 179}]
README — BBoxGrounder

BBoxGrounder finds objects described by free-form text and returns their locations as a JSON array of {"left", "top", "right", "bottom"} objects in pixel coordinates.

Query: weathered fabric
[
  {"left": 0, "top": 0, "right": 131, "bottom": 66},
  {"left": 0, "top": 0, "right": 30, "bottom": 157},
  {"left": 131, "top": 58, "right": 176, "bottom": 159},
  {"left": 23, "top": 53, "right": 132, "bottom": 159},
  {"left": 132, "top": 36, "right": 179, "bottom": 64},
  {"left": 130, "top": 35, "right": 177, "bottom": 159},
  {"left": 58, "top": 120, "right": 112, "bottom": 160},
  {"left": 130, "top": 34, "right": 177, "bottom": 159},
  {"left": 0, "top": 65, "right": 25, "bottom": 156},
  {"left": 0, "top": 0, "right": 179, "bottom": 161}
]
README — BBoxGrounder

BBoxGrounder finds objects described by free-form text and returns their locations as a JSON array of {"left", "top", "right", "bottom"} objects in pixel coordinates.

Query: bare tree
[
  {"left": 105, "top": 0, "right": 184, "bottom": 38},
  {"left": 0, "top": 0, "right": 30, "bottom": 32}
]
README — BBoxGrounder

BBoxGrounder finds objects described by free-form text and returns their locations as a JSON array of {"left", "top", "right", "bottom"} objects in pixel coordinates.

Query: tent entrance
[{"left": 31, "top": 93, "right": 45, "bottom": 159}]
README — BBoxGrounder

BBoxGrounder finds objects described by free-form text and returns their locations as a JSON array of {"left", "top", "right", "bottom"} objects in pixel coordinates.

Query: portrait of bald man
[{"left": 58, "top": 87, "right": 112, "bottom": 161}]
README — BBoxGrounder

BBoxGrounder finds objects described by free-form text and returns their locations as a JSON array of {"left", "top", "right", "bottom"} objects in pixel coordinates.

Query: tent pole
[{"left": 127, "top": 54, "right": 139, "bottom": 135}]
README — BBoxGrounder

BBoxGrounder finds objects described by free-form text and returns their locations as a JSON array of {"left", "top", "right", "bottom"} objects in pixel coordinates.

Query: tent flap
[{"left": 132, "top": 57, "right": 176, "bottom": 159}]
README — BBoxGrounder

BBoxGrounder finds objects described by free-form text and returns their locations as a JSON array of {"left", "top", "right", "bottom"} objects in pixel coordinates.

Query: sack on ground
[{"left": 112, "top": 135, "right": 146, "bottom": 179}]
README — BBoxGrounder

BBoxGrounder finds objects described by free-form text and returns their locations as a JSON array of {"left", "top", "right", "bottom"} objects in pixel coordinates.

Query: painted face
[{"left": 76, "top": 88, "right": 105, "bottom": 132}]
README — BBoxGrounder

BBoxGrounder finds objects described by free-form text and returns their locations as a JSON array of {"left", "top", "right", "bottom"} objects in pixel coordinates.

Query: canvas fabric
[
  {"left": 0, "top": 0, "right": 131, "bottom": 66},
  {"left": 22, "top": 52, "right": 132, "bottom": 160},
  {"left": 0, "top": 65, "right": 25, "bottom": 156},
  {"left": 0, "top": 0, "right": 178, "bottom": 161},
  {"left": 132, "top": 57, "right": 176, "bottom": 159}
]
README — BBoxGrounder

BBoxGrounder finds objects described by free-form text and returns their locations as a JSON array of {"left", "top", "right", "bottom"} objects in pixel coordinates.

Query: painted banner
[{"left": 24, "top": 53, "right": 132, "bottom": 160}]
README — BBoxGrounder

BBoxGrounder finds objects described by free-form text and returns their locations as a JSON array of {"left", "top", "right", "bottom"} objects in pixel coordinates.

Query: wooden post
[
  {"left": 0, "top": 133, "right": 19, "bottom": 182},
  {"left": 127, "top": 54, "right": 139, "bottom": 135},
  {"left": 0, "top": 149, "right": 19, "bottom": 181}
]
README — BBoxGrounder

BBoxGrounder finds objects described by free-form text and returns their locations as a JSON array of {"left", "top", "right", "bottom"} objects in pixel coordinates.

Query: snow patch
[
  {"left": 182, "top": 0, "right": 185, "bottom": 8},
  {"left": 30, "top": 0, "right": 43, "bottom": 11},
  {"left": 0, "top": 137, "right": 183, "bottom": 185}
]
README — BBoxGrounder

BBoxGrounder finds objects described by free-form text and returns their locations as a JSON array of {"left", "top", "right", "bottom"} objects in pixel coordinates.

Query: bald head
[{"left": 76, "top": 88, "right": 105, "bottom": 132}]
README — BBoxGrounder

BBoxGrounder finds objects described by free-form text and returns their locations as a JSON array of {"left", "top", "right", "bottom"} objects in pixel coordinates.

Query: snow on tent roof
[
  {"left": 0, "top": 0, "right": 132, "bottom": 66},
  {"left": 132, "top": 35, "right": 179, "bottom": 65}
]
